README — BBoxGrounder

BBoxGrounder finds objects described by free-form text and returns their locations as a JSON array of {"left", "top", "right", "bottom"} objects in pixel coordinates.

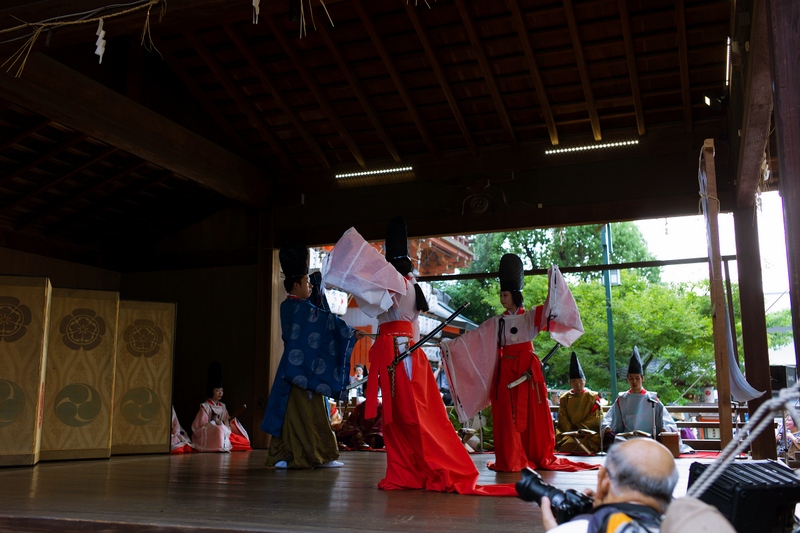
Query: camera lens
[{"left": 515, "top": 467, "right": 563, "bottom": 505}]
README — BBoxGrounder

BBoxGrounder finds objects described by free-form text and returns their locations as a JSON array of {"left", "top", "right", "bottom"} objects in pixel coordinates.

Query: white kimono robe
[
  {"left": 602, "top": 389, "right": 693, "bottom": 453},
  {"left": 441, "top": 265, "right": 584, "bottom": 423}
]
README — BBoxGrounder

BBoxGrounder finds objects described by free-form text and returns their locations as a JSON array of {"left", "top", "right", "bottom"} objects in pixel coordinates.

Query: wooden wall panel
[
  {"left": 0, "top": 248, "right": 119, "bottom": 291},
  {"left": 111, "top": 300, "right": 175, "bottom": 455},
  {"left": 40, "top": 289, "right": 119, "bottom": 461},
  {"left": 119, "top": 265, "right": 257, "bottom": 439},
  {"left": 0, "top": 276, "right": 51, "bottom": 466}
]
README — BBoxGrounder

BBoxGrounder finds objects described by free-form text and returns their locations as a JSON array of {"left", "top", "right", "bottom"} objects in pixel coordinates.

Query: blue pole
[{"left": 602, "top": 224, "right": 618, "bottom": 398}]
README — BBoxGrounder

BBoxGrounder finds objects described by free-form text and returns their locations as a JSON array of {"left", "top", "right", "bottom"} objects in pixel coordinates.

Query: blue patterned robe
[{"left": 261, "top": 297, "right": 356, "bottom": 437}]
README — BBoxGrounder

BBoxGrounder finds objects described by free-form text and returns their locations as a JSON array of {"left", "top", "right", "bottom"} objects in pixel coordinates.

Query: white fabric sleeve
[
  {"left": 441, "top": 317, "right": 498, "bottom": 422},
  {"left": 322, "top": 227, "right": 407, "bottom": 317},
  {"left": 542, "top": 265, "right": 584, "bottom": 347}
]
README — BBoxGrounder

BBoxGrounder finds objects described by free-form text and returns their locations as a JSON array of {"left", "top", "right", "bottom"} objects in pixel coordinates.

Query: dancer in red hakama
[
  {"left": 442, "top": 254, "right": 598, "bottom": 473},
  {"left": 324, "top": 218, "right": 516, "bottom": 496}
]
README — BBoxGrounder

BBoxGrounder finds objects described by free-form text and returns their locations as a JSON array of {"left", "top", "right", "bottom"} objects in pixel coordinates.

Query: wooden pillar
[
  {"left": 733, "top": 206, "right": 776, "bottom": 459},
  {"left": 765, "top": 0, "right": 800, "bottom": 368},
  {"left": 252, "top": 210, "right": 280, "bottom": 449},
  {"left": 702, "top": 139, "right": 734, "bottom": 448}
]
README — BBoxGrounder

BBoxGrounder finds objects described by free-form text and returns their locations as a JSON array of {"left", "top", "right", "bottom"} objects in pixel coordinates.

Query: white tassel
[
  {"left": 95, "top": 19, "right": 106, "bottom": 64},
  {"left": 252, "top": 0, "right": 260, "bottom": 24}
]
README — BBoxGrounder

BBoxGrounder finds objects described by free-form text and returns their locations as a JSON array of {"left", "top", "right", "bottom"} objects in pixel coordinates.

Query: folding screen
[
  {"left": 111, "top": 300, "right": 175, "bottom": 455},
  {"left": 40, "top": 289, "right": 119, "bottom": 461},
  {"left": 0, "top": 276, "right": 51, "bottom": 466}
]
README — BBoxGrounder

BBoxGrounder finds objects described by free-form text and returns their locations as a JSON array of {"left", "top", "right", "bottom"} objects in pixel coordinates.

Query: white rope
[{"left": 687, "top": 384, "right": 800, "bottom": 499}]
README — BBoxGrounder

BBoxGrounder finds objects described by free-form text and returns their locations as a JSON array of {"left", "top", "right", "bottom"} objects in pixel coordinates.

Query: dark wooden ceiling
[{"left": 0, "top": 0, "right": 772, "bottom": 270}]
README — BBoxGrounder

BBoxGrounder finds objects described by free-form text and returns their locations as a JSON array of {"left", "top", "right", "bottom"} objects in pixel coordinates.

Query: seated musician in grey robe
[{"left": 601, "top": 347, "right": 692, "bottom": 453}]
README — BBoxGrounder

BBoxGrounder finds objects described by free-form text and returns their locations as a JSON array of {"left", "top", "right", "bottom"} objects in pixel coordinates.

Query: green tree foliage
[
  {"left": 437, "top": 224, "right": 726, "bottom": 405},
  {"left": 437, "top": 222, "right": 659, "bottom": 323},
  {"left": 767, "top": 308, "right": 794, "bottom": 349}
]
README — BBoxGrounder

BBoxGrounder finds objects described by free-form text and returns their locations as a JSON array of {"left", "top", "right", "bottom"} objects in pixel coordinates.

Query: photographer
[{"left": 539, "top": 439, "right": 677, "bottom": 532}]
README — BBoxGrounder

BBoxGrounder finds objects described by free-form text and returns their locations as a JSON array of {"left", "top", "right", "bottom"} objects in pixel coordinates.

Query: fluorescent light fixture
[
  {"left": 544, "top": 140, "right": 638, "bottom": 155},
  {"left": 725, "top": 37, "right": 731, "bottom": 87},
  {"left": 335, "top": 166, "right": 412, "bottom": 179}
]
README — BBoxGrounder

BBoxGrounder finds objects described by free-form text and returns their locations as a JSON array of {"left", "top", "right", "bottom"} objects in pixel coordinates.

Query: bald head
[{"left": 604, "top": 439, "right": 678, "bottom": 512}]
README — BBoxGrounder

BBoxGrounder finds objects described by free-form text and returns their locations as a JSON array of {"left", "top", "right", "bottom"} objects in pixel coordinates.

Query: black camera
[{"left": 516, "top": 467, "right": 594, "bottom": 524}]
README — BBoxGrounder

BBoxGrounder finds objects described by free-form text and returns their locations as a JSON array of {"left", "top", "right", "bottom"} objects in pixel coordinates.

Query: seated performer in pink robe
[{"left": 192, "top": 362, "right": 251, "bottom": 452}]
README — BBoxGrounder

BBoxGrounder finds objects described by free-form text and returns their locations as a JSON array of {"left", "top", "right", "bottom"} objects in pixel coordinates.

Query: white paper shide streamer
[{"left": 95, "top": 19, "right": 106, "bottom": 64}]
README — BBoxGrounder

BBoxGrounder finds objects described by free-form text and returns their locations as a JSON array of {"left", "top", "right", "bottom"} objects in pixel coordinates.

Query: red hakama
[{"left": 367, "top": 321, "right": 516, "bottom": 496}]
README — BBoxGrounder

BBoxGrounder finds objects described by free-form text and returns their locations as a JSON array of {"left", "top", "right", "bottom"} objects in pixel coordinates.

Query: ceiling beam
[
  {"left": 455, "top": 0, "right": 517, "bottom": 150},
  {"left": 184, "top": 30, "right": 296, "bottom": 173},
  {"left": 736, "top": 0, "right": 772, "bottom": 209},
  {"left": 405, "top": 3, "right": 479, "bottom": 158},
  {"left": 563, "top": 0, "right": 602, "bottom": 141},
  {"left": 224, "top": 24, "right": 331, "bottom": 170},
  {"left": 675, "top": 0, "right": 693, "bottom": 132},
  {"left": 298, "top": 120, "right": 725, "bottom": 191},
  {"left": 264, "top": 15, "right": 366, "bottom": 169},
  {"left": 0, "top": 53, "right": 269, "bottom": 207},
  {"left": 618, "top": 0, "right": 646, "bottom": 136},
  {"left": 353, "top": 0, "right": 439, "bottom": 158},
  {"left": 506, "top": 0, "right": 559, "bottom": 146},
  {"left": 315, "top": 22, "right": 401, "bottom": 163}
]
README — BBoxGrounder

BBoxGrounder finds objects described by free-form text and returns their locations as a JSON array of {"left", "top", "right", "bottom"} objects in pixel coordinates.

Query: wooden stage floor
[{"left": 0, "top": 450, "right": 716, "bottom": 533}]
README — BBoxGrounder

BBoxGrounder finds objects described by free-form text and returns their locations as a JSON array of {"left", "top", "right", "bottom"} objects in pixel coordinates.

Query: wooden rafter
[
  {"left": 563, "top": 0, "right": 602, "bottom": 141},
  {"left": 0, "top": 132, "right": 87, "bottom": 188},
  {"left": 316, "top": 22, "right": 401, "bottom": 163},
  {"left": 506, "top": 0, "right": 559, "bottom": 146},
  {"left": 353, "top": 0, "right": 439, "bottom": 157},
  {"left": 405, "top": 3, "right": 478, "bottom": 157},
  {"left": 675, "top": 0, "right": 693, "bottom": 132},
  {"left": 0, "top": 145, "right": 117, "bottom": 218},
  {"left": 224, "top": 24, "right": 331, "bottom": 170},
  {"left": 0, "top": 117, "right": 51, "bottom": 151},
  {"left": 0, "top": 53, "right": 268, "bottom": 207},
  {"left": 618, "top": 0, "right": 645, "bottom": 136},
  {"left": 48, "top": 171, "right": 175, "bottom": 237},
  {"left": 264, "top": 15, "right": 367, "bottom": 169},
  {"left": 155, "top": 36, "right": 259, "bottom": 163},
  {"left": 16, "top": 160, "right": 149, "bottom": 230},
  {"left": 455, "top": 0, "right": 517, "bottom": 150},
  {"left": 185, "top": 31, "right": 296, "bottom": 174}
]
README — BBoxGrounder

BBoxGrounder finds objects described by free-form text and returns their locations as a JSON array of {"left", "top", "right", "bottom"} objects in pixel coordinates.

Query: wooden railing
[{"left": 550, "top": 403, "right": 753, "bottom": 451}]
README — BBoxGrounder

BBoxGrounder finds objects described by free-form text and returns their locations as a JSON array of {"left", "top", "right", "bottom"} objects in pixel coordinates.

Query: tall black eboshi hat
[
  {"left": 627, "top": 346, "right": 644, "bottom": 375},
  {"left": 385, "top": 216, "right": 409, "bottom": 261},
  {"left": 206, "top": 361, "right": 223, "bottom": 399},
  {"left": 498, "top": 253, "right": 524, "bottom": 292},
  {"left": 279, "top": 243, "right": 309, "bottom": 278},
  {"left": 569, "top": 352, "right": 586, "bottom": 380}
]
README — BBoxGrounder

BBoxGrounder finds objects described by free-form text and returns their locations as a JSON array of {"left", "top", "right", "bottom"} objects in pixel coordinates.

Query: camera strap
[{"left": 583, "top": 503, "right": 662, "bottom": 533}]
